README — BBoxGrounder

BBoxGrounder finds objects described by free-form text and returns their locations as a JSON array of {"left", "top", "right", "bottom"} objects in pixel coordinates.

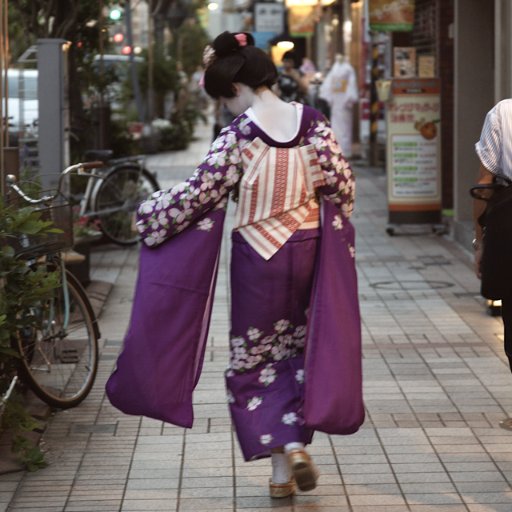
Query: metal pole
[
  {"left": 99, "top": 0, "right": 105, "bottom": 143},
  {"left": 2, "top": 0, "right": 7, "bottom": 139},
  {"left": 147, "top": 12, "right": 154, "bottom": 122},
  {"left": 369, "top": 33, "right": 379, "bottom": 166},
  {"left": 0, "top": 0, "right": 6, "bottom": 195},
  {"left": 0, "top": 0, "right": 4, "bottom": 149},
  {"left": 125, "top": 0, "right": 145, "bottom": 122}
]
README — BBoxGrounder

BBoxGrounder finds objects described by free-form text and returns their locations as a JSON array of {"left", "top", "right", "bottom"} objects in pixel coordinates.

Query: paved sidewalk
[{"left": 1, "top": 119, "right": 512, "bottom": 512}]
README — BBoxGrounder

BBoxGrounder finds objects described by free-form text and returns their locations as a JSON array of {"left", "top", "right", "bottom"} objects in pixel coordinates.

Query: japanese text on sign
[
  {"left": 392, "top": 135, "right": 437, "bottom": 197},
  {"left": 255, "top": 3, "right": 284, "bottom": 34},
  {"left": 386, "top": 79, "right": 441, "bottom": 207}
]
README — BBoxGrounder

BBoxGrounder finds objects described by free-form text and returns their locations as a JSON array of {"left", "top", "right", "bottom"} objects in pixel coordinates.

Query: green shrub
[
  {"left": 0, "top": 199, "right": 61, "bottom": 470},
  {"left": 159, "top": 119, "right": 192, "bottom": 151}
]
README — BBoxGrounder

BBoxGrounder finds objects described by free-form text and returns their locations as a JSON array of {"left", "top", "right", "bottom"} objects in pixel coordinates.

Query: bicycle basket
[{"left": 12, "top": 202, "right": 74, "bottom": 259}]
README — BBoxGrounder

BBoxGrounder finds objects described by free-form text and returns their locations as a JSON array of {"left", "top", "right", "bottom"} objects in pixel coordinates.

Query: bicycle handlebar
[
  {"left": 6, "top": 161, "right": 105, "bottom": 205},
  {"left": 80, "top": 161, "right": 105, "bottom": 170}
]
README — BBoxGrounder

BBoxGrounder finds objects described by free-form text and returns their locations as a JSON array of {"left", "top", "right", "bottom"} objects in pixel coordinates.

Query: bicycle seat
[{"left": 84, "top": 149, "right": 113, "bottom": 162}]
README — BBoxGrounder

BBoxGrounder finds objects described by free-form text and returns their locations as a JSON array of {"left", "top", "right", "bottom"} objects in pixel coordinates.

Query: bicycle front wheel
[
  {"left": 16, "top": 269, "right": 99, "bottom": 409},
  {"left": 94, "top": 165, "right": 159, "bottom": 245}
]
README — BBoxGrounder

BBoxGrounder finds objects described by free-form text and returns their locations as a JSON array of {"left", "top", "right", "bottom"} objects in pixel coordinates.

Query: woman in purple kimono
[{"left": 129, "top": 32, "right": 362, "bottom": 498}]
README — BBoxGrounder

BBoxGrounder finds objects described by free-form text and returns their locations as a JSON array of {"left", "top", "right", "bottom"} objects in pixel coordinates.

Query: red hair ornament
[{"left": 234, "top": 33, "right": 247, "bottom": 47}]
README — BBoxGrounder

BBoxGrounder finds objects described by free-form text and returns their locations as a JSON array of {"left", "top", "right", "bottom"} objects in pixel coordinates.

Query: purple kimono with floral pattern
[{"left": 106, "top": 106, "right": 364, "bottom": 461}]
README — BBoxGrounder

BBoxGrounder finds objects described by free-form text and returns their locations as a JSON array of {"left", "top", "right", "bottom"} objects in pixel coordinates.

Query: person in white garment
[
  {"left": 474, "top": 99, "right": 512, "bottom": 370},
  {"left": 319, "top": 54, "right": 358, "bottom": 157}
]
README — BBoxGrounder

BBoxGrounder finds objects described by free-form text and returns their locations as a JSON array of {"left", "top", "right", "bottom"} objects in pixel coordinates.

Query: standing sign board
[{"left": 386, "top": 78, "right": 441, "bottom": 226}]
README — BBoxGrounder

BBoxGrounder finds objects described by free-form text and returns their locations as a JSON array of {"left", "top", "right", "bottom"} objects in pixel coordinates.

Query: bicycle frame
[
  {"left": 6, "top": 161, "right": 105, "bottom": 206},
  {"left": 78, "top": 158, "right": 146, "bottom": 218},
  {"left": 19, "top": 256, "right": 72, "bottom": 373},
  {"left": 6, "top": 165, "right": 102, "bottom": 408},
  {"left": 6, "top": 165, "right": 98, "bottom": 345},
  {"left": 78, "top": 169, "right": 103, "bottom": 217},
  {"left": 0, "top": 375, "right": 18, "bottom": 418},
  {"left": 56, "top": 256, "right": 71, "bottom": 332}
]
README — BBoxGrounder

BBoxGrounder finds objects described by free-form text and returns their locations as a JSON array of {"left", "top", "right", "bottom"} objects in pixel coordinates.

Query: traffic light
[{"left": 109, "top": 6, "right": 123, "bottom": 21}]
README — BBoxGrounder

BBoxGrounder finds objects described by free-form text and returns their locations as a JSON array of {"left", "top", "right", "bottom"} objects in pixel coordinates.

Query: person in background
[
  {"left": 276, "top": 51, "right": 308, "bottom": 104},
  {"left": 174, "top": 61, "right": 191, "bottom": 116},
  {"left": 300, "top": 57, "right": 317, "bottom": 82},
  {"left": 319, "top": 54, "right": 358, "bottom": 157},
  {"left": 213, "top": 98, "right": 235, "bottom": 140},
  {"left": 190, "top": 65, "right": 209, "bottom": 111},
  {"left": 474, "top": 99, "right": 512, "bottom": 369}
]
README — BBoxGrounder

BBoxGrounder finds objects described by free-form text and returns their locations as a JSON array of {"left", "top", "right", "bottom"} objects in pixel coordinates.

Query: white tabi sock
[
  {"left": 284, "top": 442, "right": 305, "bottom": 454},
  {"left": 271, "top": 453, "right": 292, "bottom": 484}
]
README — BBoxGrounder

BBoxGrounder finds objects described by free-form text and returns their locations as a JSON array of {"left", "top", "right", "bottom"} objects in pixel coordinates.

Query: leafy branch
[{"left": 0, "top": 198, "right": 61, "bottom": 470}]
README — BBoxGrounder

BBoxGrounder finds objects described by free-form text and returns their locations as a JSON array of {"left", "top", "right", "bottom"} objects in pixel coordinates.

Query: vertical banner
[
  {"left": 369, "top": 0, "right": 415, "bottom": 32},
  {"left": 386, "top": 78, "right": 441, "bottom": 225}
]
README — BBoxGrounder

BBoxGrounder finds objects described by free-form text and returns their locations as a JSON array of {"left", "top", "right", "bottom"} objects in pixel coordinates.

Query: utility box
[{"left": 37, "top": 39, "right": 70, "bottom": 190}]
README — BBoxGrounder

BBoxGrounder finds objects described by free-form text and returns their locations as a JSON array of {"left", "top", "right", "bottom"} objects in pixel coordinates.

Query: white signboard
[{"left": 255, "top": 3, "right": 285, "bottom": 34}]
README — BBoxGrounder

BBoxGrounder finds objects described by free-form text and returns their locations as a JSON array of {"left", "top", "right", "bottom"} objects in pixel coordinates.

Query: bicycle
[
  {"left": 6, "top": 162, "right": 104, "bottom": 409},
  {"left": 78, "top": 149, "right": 160, "bottom": 246}
]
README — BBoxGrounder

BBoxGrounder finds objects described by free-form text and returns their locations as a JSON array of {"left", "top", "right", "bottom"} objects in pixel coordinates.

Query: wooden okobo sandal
[
  {"left": 269, "top": 478, "right": 295, "bottom": 498},
  {"left": 286, "top": 449, "right": 318, "bottom": 491}
]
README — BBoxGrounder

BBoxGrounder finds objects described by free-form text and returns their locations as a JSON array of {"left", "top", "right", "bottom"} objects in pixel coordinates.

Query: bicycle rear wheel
[
  {"left": 94, "top": 165, "right": 159, "bottom": 245},
  {"left": 16, "top": 269, "right": 99, "bottom": 409}
]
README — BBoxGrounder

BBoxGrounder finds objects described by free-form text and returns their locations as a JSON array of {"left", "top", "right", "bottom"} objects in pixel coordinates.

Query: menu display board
[
  {"left": 386, "top": 78, "right": 441, "bottom": 225},
  {"left": 418, "top": 55, "right": 436, "bottom": 78}
]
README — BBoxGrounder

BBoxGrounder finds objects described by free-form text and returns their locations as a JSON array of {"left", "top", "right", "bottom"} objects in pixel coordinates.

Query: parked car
[
  {"left": 2, "top": 68, "right": 38, "bottom": 145},
  {"left": 91, "top": 54, "right": 143, "bottom": 117}
]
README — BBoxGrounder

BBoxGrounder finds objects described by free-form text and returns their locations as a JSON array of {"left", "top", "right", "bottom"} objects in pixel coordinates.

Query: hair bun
[{"left": 212, "top": 31, "right": 255, "bottom": 57}]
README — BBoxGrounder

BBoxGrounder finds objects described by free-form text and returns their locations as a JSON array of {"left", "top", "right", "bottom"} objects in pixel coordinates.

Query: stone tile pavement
[{"left": 1, "top": 119, "right": 512, "bottom": 511}]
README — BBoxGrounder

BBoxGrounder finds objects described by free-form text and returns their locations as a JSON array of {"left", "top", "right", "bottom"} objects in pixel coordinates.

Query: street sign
[{"left": 254, "top": 3, "right": 284, "bottom": 34}]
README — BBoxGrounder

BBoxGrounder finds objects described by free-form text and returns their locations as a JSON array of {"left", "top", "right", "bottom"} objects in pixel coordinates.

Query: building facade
[
  {"left": 339, "top": 0, "right": 508, "bottom": 250},
  {"left": 203, "top": 0, "right": 508, "bottom": 254}
]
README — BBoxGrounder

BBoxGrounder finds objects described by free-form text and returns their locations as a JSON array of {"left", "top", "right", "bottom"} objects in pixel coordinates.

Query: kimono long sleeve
[
  {"left": 306, "top": 117, "right": 355, "bottom": 220},
  {"left": 136, "top": 128, "right": 243, "bottom": 247}
]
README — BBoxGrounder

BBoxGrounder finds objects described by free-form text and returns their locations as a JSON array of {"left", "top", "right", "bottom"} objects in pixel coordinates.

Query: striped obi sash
[{"left": 234, "top": 137, "right": 326, "bottom": 260}]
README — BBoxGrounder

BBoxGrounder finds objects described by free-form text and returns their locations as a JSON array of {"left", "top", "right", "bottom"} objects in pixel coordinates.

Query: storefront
[{"left": 342, "top": 0, "right": 512, "bottom": 250}]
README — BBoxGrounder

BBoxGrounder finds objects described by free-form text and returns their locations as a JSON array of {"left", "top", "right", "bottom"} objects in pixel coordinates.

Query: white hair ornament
[{"left": 203, "top": 45, "right": 216, "bottom": 68}]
